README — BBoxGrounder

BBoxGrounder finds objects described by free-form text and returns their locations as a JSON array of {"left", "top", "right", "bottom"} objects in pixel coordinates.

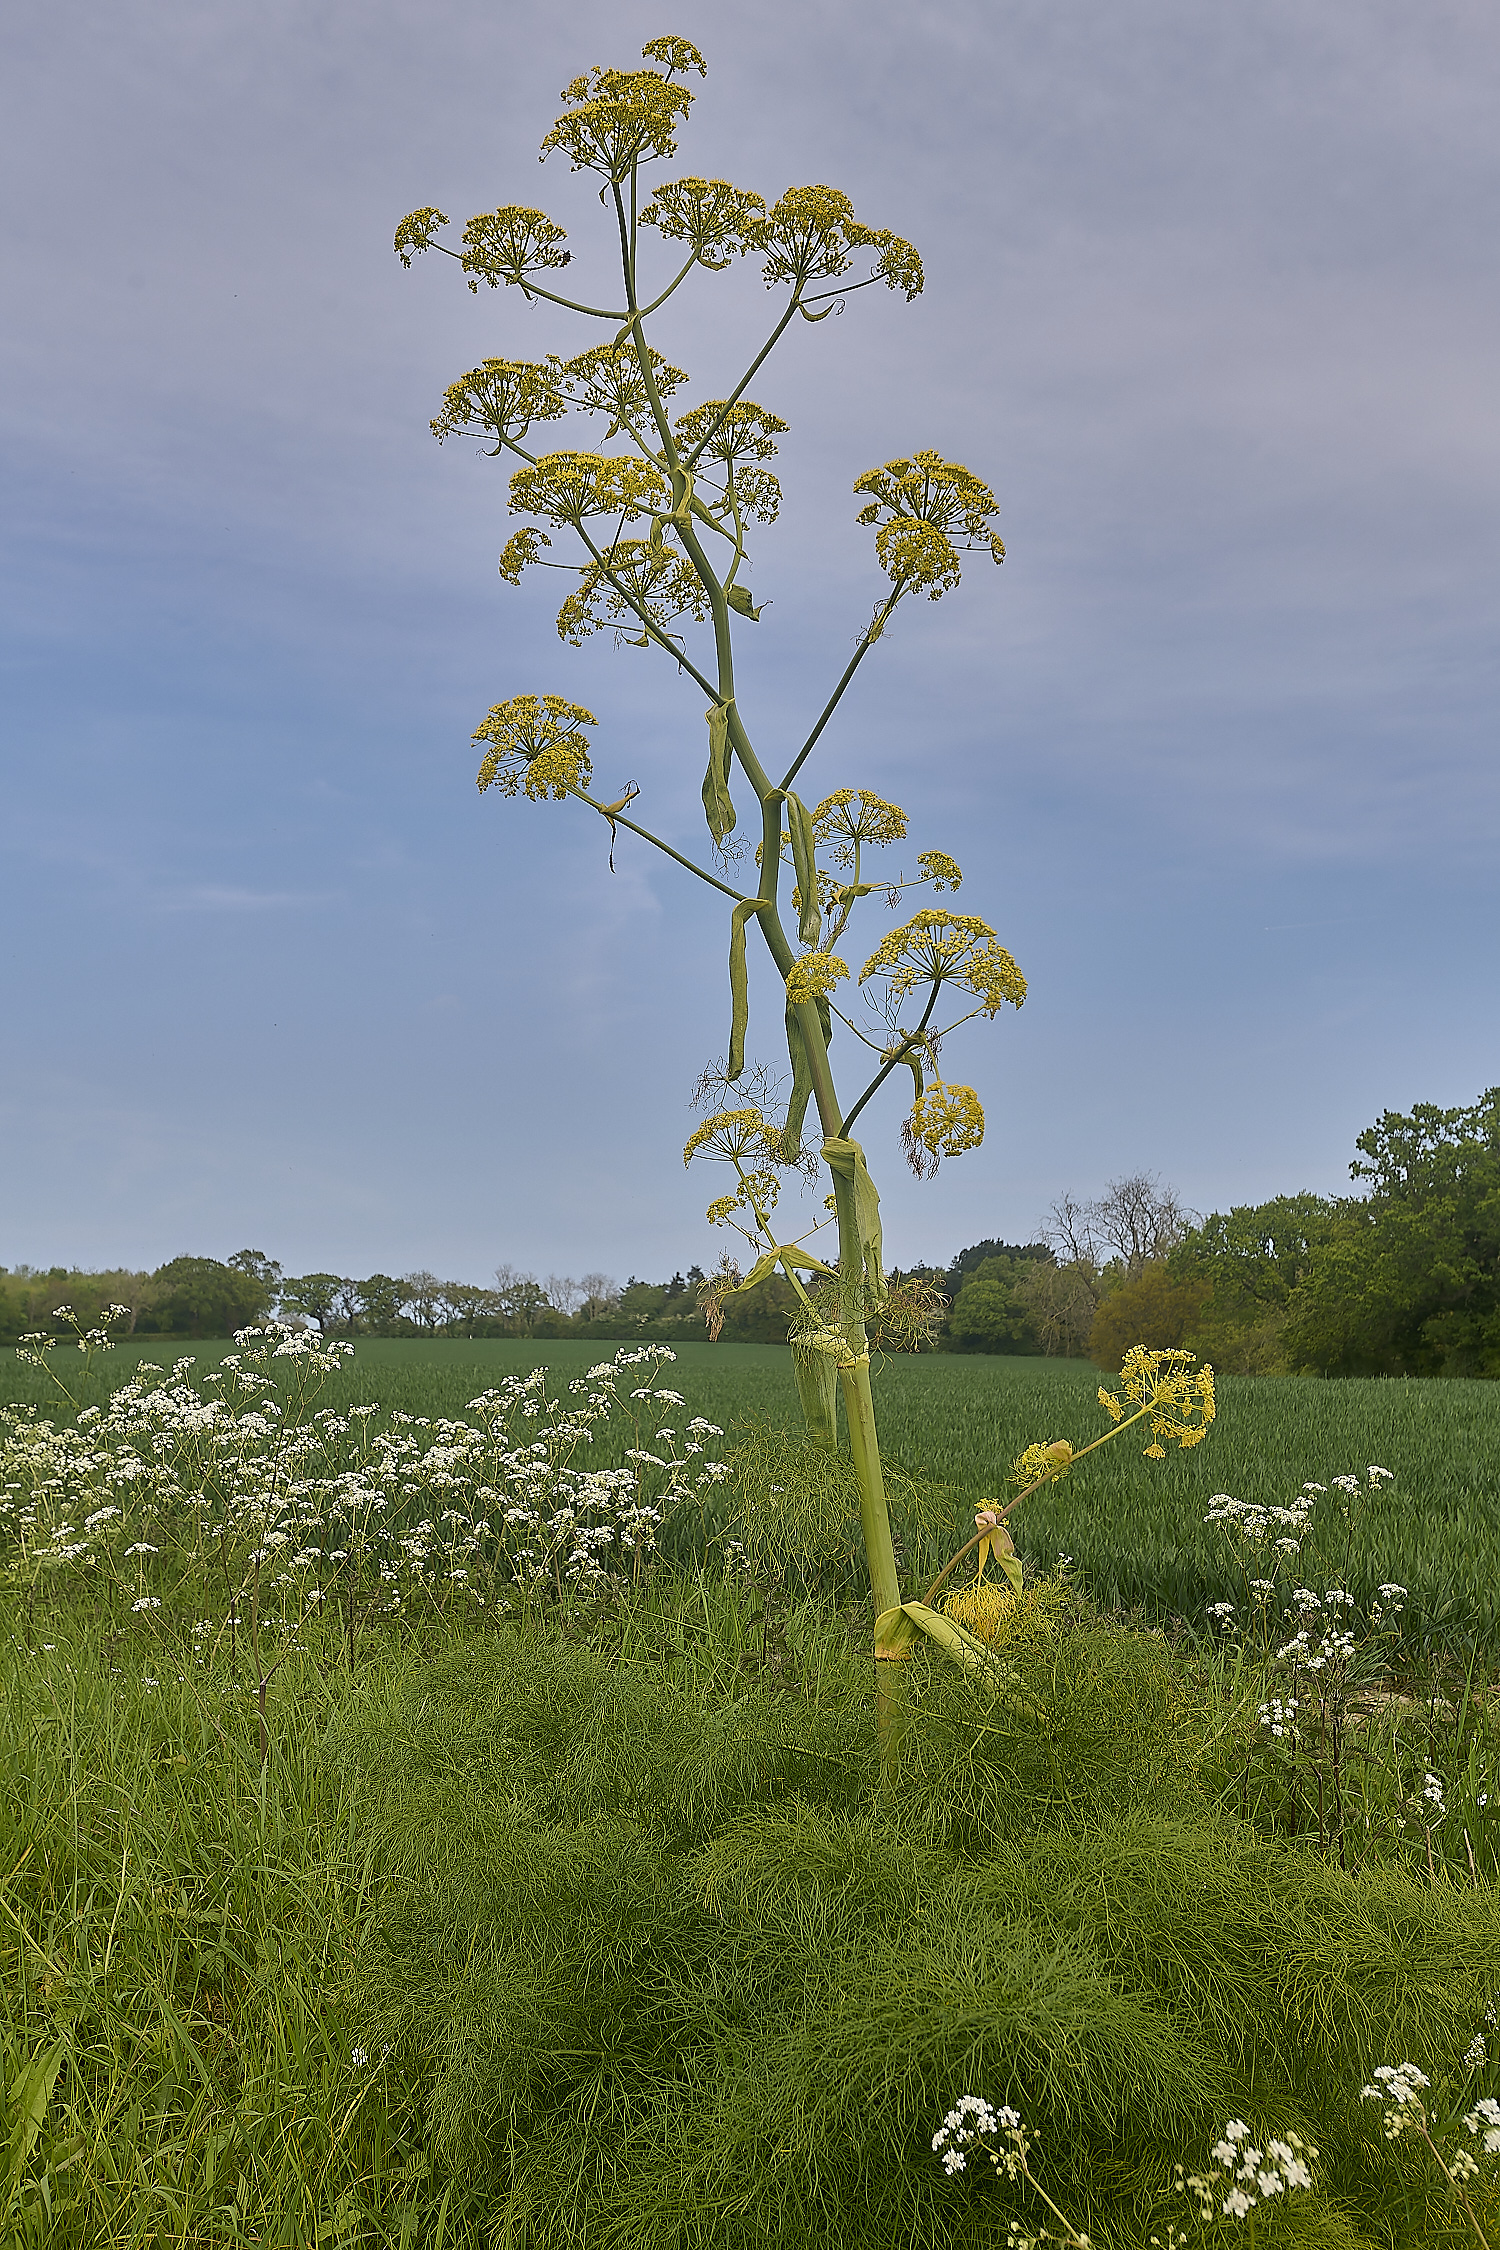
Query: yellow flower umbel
[
  {"left": 430, "top": 357, "right": 568, "bottom": 453},
  {"left": 752, "top": 186, "right": 923, "bottom": 301},
  {"left": 903, "top": 1082, "right": 984, "bottom": 1175},
  {"left": 813, "top": 788, "right": 909, "bottom": 864},
  {"left": 639, "top": 178, "right": 767, "bottom": 268},
  {"left": 509, "top": 450, "right": 667, "bottom": 528},
  {"left": 458, "top": 207, "right": 573, "bottom": 294},
  {"left": 474, "top": 695, "right": 598, "bottom": 799},
  {"left": 785, "top": 951, "right": 850, "bottom": 1005},
  {"left": 854, "top": 451, "right": 1004, "bottom": 598},
  {"left": 541, "top": 55, "right": 700, "bottom": 184},
  {"left": 917, "top": 849, "right": 963, "bottom": 891},
  {"left": 556, "top": 539, "right": 709, "bottom": 649},
  {"left": 1098, "top": 1346, "right": 1216, "bottom": 1458},
  {"left": 860, "top": 909, "right": 1026, "bottom": 1016}
]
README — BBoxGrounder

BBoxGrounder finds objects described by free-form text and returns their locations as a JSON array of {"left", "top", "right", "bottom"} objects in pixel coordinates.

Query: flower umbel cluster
[
  {"left": 1098, "top": 1347, "right": 1215, "bottom": 1458},
  {"left": 1179, "top": 2120, "right": 1316, "bottom": 2223},
  {"left": 932, "top": 2096, "right": 1090, "bottom": 2247},
  {"left": 1359, "top": 2054, "right": 1500, "bottom": 2246}
]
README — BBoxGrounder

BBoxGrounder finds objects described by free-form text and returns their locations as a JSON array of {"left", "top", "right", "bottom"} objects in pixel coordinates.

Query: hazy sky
[{"left": 4, "top": 0, "right": 1497, "bottom": 1285}]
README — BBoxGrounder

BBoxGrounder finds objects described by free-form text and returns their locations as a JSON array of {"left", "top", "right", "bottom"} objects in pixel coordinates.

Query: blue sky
[{"left": 3, "top": 0, "right": 1497, "bottom": 1286}]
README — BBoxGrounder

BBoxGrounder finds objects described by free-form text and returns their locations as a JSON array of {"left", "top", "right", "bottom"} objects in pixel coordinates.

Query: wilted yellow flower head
[
  {"left": 860, "top": 910, "right": 1026, "bottom": 1015},
  {"left": 904, "top": 1083, "right": 984, "bottom": 1165},
  {"left": 563, "top": 343, "right": 687, "bottom": 439},
  {"left": 509, "top": 451, "right": 667, "bottom": 527},
  {"left": 431, "top": 358, "right": 568, "bottom": 454},
  {"left": 457, "top": 206, "right": 573, "bottom": 295},
  {"left": 813, "top": 788, "right": 908, "bottom": 865},
  {"left": 754, "top": 186, "right": 923, "bottom": 301},
  {"left": 1099, "top": 1347, "right": 1216, "bottom": 1458},
  {"left": 682, "top": 1107, "right": 783, "bottom": 1167},
  {"left": 854, "top": 452, "right": 1004, "bottom": 598},
  {"left": 542, "top": 62, "right": 695, "bottom": 181},
  {"left": 943, "top": 1578, "right": 1014, "bottom": 1644},
  {"left": 497, "top": 527, "right": 552, "bottom": 586},
  {"left": 474, "top": 695, "right": 597, "bottom": 799},
  {"left": 1011, "top": 1439, "right": 1074, "bottom": 1491},
  {"left": 555, "top": 538, "right": 709, "bottom": 648},
  {"left": 641, "top": 177, "right": 767, "bottom": 268},
  {"left": 917, "top": 849, "right": 963, "bottom": 891},
  {"left": 785, "top": 951, "right": 850, "bottom": 1004},
  {"left": 945, "top": 1575, "right": 1069, "bottom": 1649}
]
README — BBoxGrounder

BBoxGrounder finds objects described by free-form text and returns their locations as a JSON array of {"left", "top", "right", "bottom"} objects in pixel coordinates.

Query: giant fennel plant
[{"left": 396, "top": 35, "right": 1212, "bottom": 1752}]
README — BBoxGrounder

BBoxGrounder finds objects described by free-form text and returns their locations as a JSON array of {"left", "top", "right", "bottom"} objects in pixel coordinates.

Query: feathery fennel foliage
[{"left": 327, "top": 1623, "right": 1500, "bottom": 2250}]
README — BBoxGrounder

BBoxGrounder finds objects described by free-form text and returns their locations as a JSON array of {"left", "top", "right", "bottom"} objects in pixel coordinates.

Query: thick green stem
[
  {"left": 840, "top": 1351, "right": 905, "bottom": 1765},
  {"left": 603, "top": 182, "right": 906, "bottom": 1759}
]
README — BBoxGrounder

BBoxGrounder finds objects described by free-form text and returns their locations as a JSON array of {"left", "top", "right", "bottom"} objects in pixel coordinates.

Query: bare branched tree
[
  {"left": 1043, "top": 1175, "right": 1196, "bottom": 1282},
  {"left": 1091, "top": 1174, "right": 1196, "bottom": 1278},
  {"left": 578, "top": 1273, "right": 621, "bottom": 1320},
  {"left": 1043, "top": 1191, "right": 1099, "bottom": 1269}
]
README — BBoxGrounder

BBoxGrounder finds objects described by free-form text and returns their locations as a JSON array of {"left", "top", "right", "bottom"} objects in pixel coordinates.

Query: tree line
[
  {"left": 7, "top": 1088, "right": 1497, "bottom": 1373},
  {"left": 927, "top": 1087, "right": 1500, "bottom": 1378}
]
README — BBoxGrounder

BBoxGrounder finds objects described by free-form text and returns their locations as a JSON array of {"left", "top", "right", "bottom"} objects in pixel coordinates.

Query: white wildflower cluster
[
  {"left": 1362, "top": 2054, "right": 1500, "bottom": 2192},
  {"left": 0, "top": 1326, "right": 730, "bottom": 1635},
  {"left": 1362, "top": 2061, "right": 1430, "bottom": 2138},
  {"left": 1257, "top": 1696, "right": 1298, "bottom": 1742},
  {"left": 1180, "top": 2120, "right": 1316, "bottom": 2222},
  {"left": 1275, "top": 1587, "right": 1358, "bottom": 1673},
  {"left": 1393, "top": 1770, "right": 1450, "bottom": 1835},
  {"left": 1205, "top": 1484, "right": 1319, "bottom": 1555},
  {"left": 1203, "top": 1470, "right": 1403, "bottom": 1659},
  {"left": 1464, "top": 2097, "right": 1500, "bottom": 2160},
  {"left": 17, "top": 1305, "right": 133, "bottom": 1363},
  {"left": 1462, "top": 2003, "right": 1498, "bottom": 2072},
  {"left": 932, "top": 2096, "right": 1091, "bottom": 2248},
  {"left": 933, "top": 2095, "right": 1030, "bottom": 2179}
]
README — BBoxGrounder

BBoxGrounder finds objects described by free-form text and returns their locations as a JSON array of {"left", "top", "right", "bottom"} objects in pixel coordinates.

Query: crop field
[{"left": 7, "top": 1337, "right": 1500, "bottom": 1650}]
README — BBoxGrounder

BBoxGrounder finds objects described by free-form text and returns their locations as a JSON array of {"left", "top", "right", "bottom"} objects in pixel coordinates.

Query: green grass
[
  {"left": 9, "top": 1338, "right": 1500, "bottom": 1651},
  {"left": 6, "top": 1333, "right": 1499, "bottom": 2241},
  {"left": 5, "top": 1586, "right": 1499, "bottom": 2248},
  {"left": 0, "top": 1613, "right": 460, "bottom": 2247}
]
